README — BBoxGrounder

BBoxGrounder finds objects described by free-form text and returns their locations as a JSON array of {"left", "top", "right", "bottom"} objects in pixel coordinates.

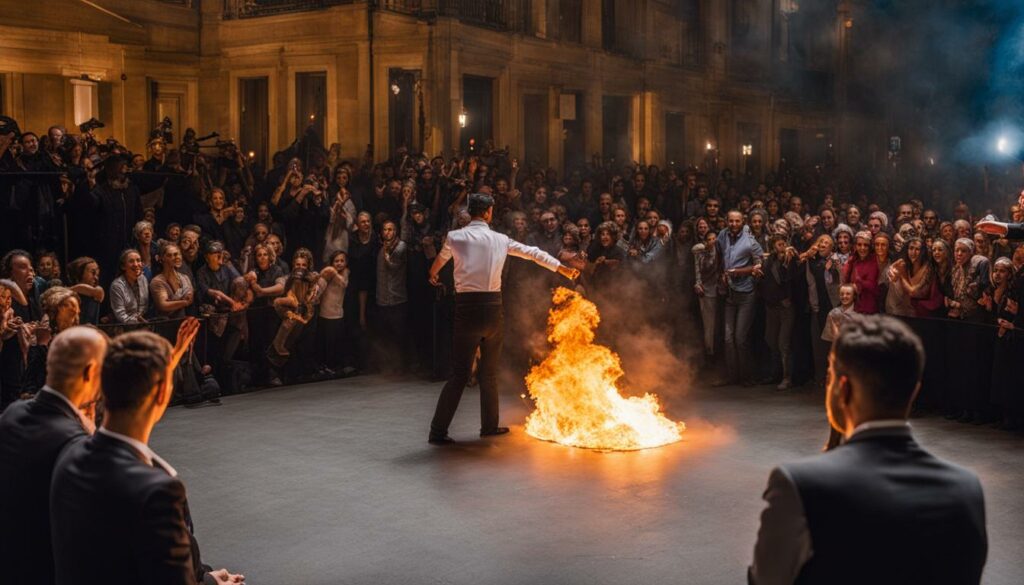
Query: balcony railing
[
  {"left": 382, "top": 0, "right": 513, "bottom": 30},
  {"left": 223, "top": 0, "right": 514, "bottom": 30},
  {"left": 223, "top": 0, "right": 355, "bottom": 20}
]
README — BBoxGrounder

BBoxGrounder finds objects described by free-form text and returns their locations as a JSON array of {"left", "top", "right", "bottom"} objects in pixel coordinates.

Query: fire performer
[
  {"left": 976, "top": 189, "right": 1024, "bottom": 240},
  {"left": 427, "top": 193, "right": 580, "bottom": 445}
]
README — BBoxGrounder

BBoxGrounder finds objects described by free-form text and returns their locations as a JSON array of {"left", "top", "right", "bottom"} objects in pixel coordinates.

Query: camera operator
[
  {"left": 214, "top": 139, "right": 254, "bottom": 203},
  {"left": 70, "top": 155, "right": 142, "bottom": 288}
]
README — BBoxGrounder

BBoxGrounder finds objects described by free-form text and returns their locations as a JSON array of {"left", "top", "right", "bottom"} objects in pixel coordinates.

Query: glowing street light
[
  {"left": 997, "top": 136, "right": 1009, "bottom": 154},
  {"left": 458, "top": 110, "right": 468, "bottom": 128},
  {"left": 706, "top": 141, "right": 714, "bottom": 151}
]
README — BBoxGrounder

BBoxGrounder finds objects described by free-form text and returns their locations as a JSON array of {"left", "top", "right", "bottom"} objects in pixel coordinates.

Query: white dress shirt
[
  {"left": 437, "top": 220, "right": 561, "bottom": 293},
  {"left": 97, "top": 427, "right": 178, "bottom": 477}
]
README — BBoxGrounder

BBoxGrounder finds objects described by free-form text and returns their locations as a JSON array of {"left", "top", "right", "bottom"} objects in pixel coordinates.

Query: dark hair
[
  {"left": 66, "top": 256, "right": 98, "bottom": 285},
  {"left": 0, "top": 249, "right": 31, "bottom": 278},
  {"left": 328, "top": 250, "right": 348, "bottom": 265},
  {"left": 831, "top": 315, "right": 924, "bottom": 413},
  {"left": 468, "top": 193, "right": 495, "bottom": 217},
  {"left": 101, "top": 331, "right": 171, "bottom": 412}
]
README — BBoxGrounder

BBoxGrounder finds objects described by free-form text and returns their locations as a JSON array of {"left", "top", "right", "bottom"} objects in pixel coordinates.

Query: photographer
[
  {"left": 214, "top": 139, "right": 254, "bottom": 202},
  {"left": 272, "top": 161, "right": 331, "bottom": 259},
  {"left": 74, "top": 155, "right": 142, "bottom": 287}
]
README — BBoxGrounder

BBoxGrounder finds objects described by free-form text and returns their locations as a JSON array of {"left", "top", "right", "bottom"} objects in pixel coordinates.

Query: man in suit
[
  {"left": 749, "top": 315, "right": 987, "bottom": 585},
  {"left": 976, "top": 189, "right": 1024, "bottom": 239},
  {"left": 0, "top": 327, "right": 107, "bottom": 585},
  {"left": 50, "top": 321, "right": 244, "bottom": 585}
]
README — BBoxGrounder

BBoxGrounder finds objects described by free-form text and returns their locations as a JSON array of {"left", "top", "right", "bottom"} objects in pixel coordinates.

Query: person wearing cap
[
  {"left": 427, "top": 193, "right": 580, "bottom": 445},
  {"left": 195, "top": 241, "right": 247, "bottom": 382},
  {"left": 976, "top": 190, "right": 1024, "bottom": 240}
]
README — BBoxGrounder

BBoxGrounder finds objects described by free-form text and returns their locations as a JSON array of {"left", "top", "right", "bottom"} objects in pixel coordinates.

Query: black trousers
[{"left": 430, "top": 292, "right": 503, "bottom": 437}]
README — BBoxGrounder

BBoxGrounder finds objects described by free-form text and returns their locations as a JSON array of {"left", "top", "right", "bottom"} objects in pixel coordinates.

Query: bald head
[{"left": 46, "top": 326, "right": 108, "bottom": 401}]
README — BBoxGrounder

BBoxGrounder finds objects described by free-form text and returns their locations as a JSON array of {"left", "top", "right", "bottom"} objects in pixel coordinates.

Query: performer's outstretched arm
[{"left": 508, "top": 240, "right": 580, "bottom": 281}]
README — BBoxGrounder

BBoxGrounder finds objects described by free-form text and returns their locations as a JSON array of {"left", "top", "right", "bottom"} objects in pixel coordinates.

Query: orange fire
[{"left": 524, "top": 287, "right": 685, "bottom": 451}]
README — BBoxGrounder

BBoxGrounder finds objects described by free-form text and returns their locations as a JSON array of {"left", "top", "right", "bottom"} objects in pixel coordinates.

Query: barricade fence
[{"left": 85, "top": 302, "right": 1022, "bottom": 417}]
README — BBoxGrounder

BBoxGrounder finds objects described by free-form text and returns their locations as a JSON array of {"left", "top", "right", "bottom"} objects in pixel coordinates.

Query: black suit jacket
[
  {"left": 0, "top": 390, "right": 88, "bottom": 585},
  {"left": 50, "top": 432, "right": 209, "bottom": 585},
  {"left": 751, "top": 426, "right": 987, "bottom": 585}
]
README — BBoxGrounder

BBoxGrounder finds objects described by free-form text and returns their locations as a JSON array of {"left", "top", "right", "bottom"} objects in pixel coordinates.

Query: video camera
[{"left": 78, "top": 117, "right": 105, "bottom": 134}]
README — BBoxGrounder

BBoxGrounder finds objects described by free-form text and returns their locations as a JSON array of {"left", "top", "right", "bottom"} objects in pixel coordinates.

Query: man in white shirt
[
  {"left": 427, "top": 193, "right": 580, "bottom": 444},
  {"left": 749, "top": 315, "right": 986, "bottom": 585}
]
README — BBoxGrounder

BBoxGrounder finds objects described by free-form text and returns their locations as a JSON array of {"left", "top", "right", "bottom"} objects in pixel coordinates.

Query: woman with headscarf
[
  {"left": 946, "top": 238, "right": 989, "bottom": 322},
  {"left": 831, "top": 224, "right": 854, "bottom": 267}
]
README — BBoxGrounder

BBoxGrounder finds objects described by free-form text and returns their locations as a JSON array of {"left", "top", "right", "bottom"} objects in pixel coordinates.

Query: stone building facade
[{"left": 0, "top": 0, "right": 878, "bottom": 175}]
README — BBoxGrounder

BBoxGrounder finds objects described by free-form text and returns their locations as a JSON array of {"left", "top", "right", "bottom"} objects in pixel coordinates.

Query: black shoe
[
  {"left": 206, "top": 397, "right": 222, "bottom": 406},
  {"left": 480, "top": 427, "right": 510, "bottom": 437},
  {"left": 428, "top": 435, "right": 455, "bottom": 445}
]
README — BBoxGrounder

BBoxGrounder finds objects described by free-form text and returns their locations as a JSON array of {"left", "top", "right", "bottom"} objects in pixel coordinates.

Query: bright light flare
[
  {"left": 524, "top": 288, "right": 685, "bottom": 451},
  {"left": 998, "top": 136, "right": 1009, "bottom": 154}
]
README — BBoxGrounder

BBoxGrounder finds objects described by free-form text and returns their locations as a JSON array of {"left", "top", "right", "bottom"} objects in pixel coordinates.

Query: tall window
[
  {"left": 680, "top": 0, "right": 703, "bottom": 66},
  {"left": 295, "top": 71, "right": 326, "bottom": 142},
  {"left": 388, "top": 68, "right": 419, "bottom": 153},
  {"left": 665, "top": 112, "right": 687, "bottom": 166},
  {"left": 461, "top": 75, "right": 494, "bottom": 154},
  {"left": 602, "top": 95, "right": 631, "bottom": 166},
  {"left": 71, "top": 79, "right": 98, "bottom": 127},
  {"left": 523, "top": 94, "right": 549, "bottom": 168},
  {"left": 240, "top": 77, "right": 269, "bottom": 169},
  {"left": 559, "top": 0, "right": 582, "bottom": 43},
  {"left": 737, "top": 122, "right": 761, "bottom": 177},
  {"left": 601, "top": 0, "right": 616, "bottom": 51}
]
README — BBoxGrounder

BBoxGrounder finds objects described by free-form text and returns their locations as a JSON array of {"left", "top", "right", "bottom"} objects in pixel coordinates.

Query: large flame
[{"left": 524, "top": 287, "right": 685, "bottom": 451}]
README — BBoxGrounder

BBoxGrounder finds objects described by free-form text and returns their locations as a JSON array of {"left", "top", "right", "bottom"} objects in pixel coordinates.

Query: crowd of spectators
[{"left": 0, "top": 113, "right": 1022, "bottom": 430}]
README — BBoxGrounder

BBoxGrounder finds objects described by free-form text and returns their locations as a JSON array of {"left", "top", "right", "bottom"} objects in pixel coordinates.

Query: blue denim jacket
[{"left": 716, "top": 225, "right": 764, "bottom": 293}]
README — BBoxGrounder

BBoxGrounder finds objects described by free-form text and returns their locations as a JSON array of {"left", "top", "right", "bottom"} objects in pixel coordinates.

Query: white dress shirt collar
[
  {"left": 98, "top": 427, "right": 178, "bottom": 477},
  {"left": 39, "top": 386, "right": 90, "bottom": 431}
]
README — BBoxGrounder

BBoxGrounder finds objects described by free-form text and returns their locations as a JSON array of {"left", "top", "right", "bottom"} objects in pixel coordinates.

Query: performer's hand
[
  {"left": 428, "top": 272, "right": 441, "bottom": 287},
  {"left": 558, "top": 266, "right": 580, "bottom": 281},
  {"left": 975, "top": 220, "right": 1008, "bottom": 237}
]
